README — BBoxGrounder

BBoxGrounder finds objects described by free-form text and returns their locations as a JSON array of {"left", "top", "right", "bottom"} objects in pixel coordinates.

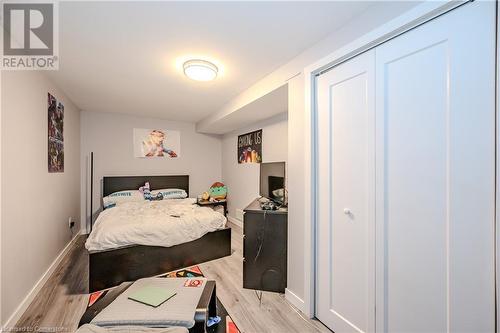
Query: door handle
[{"left": 344, "top": 208, "right": 352, "bottom": 215}]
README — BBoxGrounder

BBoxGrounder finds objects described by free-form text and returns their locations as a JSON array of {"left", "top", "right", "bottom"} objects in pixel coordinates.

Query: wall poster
[
  {"left": 238, "top": 129, "right": 262, "bottom": 164},
  {"left": 48, "top": 93, "right": 64, "bottom": 173},
  {"left": 133, "top": 128, "right": 180, "bottom": 158}
]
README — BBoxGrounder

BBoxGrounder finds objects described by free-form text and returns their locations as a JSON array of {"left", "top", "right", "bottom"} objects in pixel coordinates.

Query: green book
[{"left": 127, "top": 285, "right": 177, "bottom": 307}]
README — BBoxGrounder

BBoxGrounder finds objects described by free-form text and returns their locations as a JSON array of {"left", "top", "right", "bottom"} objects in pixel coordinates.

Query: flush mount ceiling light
[{"left": 183, "top": 59, "right": 218, "bottom": 81}]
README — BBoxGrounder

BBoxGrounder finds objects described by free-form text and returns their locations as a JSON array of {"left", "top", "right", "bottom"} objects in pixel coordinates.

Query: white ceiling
[
  {"left": 211, "top": 83, "right": 289, "bottom": 135},
  {"left": 47, "top": 1, "right": 378, "bottom": 122}
]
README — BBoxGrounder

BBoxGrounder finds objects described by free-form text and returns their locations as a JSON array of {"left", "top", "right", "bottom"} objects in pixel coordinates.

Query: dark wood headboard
[{"left": 102, "top": 175, "right": 189, "bottom": 197}]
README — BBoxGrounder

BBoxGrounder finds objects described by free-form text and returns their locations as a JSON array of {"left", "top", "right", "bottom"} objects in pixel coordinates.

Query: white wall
[
  {"left": 286, "top": 74, "right": 305, "bottom": 306},
  {"left": 1, "top": 71, "right": 81, "bottom": 326},
  {"left": 221, "top": 113, "right": 287, "bottom": 222},
  {"left": 80, "top": 111, "right": 222, "bottom": 232},
  {"left": 199, "top": 1, "right": 422, "bottom": 314},
  {"left": 196, "top": 1, "right": 420, "bottom": 133},
  {"left": 0, "top": 63, "right": 3, "bottom": 327}
]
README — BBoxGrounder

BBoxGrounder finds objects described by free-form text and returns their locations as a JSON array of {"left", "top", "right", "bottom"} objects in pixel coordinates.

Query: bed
[{"left": 88, "top": 175, "right": 231, "bottom": 292}]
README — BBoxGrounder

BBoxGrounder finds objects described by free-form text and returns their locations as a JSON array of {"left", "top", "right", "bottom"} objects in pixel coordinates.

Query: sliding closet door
[
  {"left": 374, "top": 2, "right": 496, "bottom": 333},
  {"left": 316, "top": 50, "right": 375, "bottom": 333}
]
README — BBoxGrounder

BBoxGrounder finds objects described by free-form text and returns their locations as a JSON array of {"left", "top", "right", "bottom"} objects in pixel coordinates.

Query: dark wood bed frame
[{"left": 89, "top": 175, "right": 232, "bottom": 292}]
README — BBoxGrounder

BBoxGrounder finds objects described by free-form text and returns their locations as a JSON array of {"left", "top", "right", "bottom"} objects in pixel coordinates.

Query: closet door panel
[
  {"left": 379, "top": 39, "right": 448, "bottom": 333},
  {"left": 374, "top": 2, "right": 495, "bottom": 333},
  {"left": 317, "top": 50, "right": 375, "bottom": 333}
]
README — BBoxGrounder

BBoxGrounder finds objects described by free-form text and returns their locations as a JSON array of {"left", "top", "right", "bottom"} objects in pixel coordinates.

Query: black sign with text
[{"left": 238, "top": 129, "right": 262, "bottom": 164}]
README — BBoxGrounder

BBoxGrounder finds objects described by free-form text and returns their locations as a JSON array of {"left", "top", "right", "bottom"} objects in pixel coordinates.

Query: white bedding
[{"left": 85, "top": 198, "right": 226, "bottom": 252}]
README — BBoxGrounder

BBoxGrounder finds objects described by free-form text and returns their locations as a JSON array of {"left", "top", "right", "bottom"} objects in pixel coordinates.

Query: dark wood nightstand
[
  {"left": 243, "top": 198, "right": 287, "bottom": 293},
  {"left": 197, "top": 199, "right": 228, "bottom": 217}
]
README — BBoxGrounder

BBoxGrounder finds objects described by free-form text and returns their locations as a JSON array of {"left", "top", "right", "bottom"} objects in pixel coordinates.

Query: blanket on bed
[{"left": 86, "top": 199, "right": 226, "bottom": 252}]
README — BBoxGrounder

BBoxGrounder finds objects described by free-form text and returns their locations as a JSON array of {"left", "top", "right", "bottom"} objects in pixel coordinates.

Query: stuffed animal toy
[
  {"left": 140, "top": 182, "right": 166, "bottom": 201},
  {"left": 139, "top": 182, "right": 152, "bottom": 200},
  {"left": 152, "top": 192, "right": 163, "bottom": 201},
  {"left": 201, "top": 191, "right": 210, "bottom": 201},
  {"left": 209, "top": 182, "right": 227, "bottom": 201}
]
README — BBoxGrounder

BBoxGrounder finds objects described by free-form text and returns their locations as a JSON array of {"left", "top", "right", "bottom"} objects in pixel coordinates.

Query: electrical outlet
[{"left": 68, "top": 217, "right": 75, "bottom": 229}]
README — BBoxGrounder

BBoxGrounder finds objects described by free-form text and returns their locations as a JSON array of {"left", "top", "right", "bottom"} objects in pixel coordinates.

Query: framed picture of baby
[{"left": 133, "top": 128, "right": 180, "bottom": 158}]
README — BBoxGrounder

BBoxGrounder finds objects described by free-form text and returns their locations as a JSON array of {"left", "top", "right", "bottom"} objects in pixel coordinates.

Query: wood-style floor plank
[
  {"left": 13, "top": 236, "right": 89, "bottom": 332},
  {"left": 200, "top": 223, "right": 330, "bottom": 333},
  {"left": 12, "top": 222, "right": 329, "bottom": 333}
]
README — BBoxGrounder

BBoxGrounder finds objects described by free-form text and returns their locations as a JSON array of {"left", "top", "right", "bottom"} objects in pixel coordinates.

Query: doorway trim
[
  {"left": 495, "top": 1, "right": 499, "bottom": 331},
  {"left": 301, "top": 0, "right": 472, "bottom": 319}
]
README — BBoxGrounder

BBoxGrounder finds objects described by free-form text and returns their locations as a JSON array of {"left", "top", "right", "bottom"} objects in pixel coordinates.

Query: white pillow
[
  {"left": 103, "top": 190, "right": 144, "bottom": 209},
  {"left": 151, "top": 188, "right": 188, "bottom": 199}
]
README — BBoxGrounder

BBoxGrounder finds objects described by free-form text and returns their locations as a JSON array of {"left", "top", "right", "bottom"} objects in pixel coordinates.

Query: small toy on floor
[{"left": 207, "top": 316, "right": 221, "bottom": 327}]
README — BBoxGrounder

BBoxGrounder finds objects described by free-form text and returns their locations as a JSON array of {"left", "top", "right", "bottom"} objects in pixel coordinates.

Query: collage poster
[{"left": 48, "top": 93, "right": 64, "bottom": 172}]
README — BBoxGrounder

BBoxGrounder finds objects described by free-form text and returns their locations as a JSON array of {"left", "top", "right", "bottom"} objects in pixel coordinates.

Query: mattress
[{"left": 85, "top": 199, "right": 227, "bottom": 252}]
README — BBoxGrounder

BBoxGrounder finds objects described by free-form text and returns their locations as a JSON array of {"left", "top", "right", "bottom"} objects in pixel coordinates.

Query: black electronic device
[
  {"left": 259, "top": 162, "right": 286, "bottom": 205},
  {"left": 260, "top": 200, "right": 278, "bottom": 210}
]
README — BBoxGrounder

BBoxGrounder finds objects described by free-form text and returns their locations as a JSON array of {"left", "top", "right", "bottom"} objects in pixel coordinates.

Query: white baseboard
[
  {"left": 285, "top": 288, "right": 306, "bottom": 313},
  {"left": 227, "top": 215, "right": 243, "bottom": 228},
  {"left": 2, "top": 231, "right": 82, "bottom": 330}
]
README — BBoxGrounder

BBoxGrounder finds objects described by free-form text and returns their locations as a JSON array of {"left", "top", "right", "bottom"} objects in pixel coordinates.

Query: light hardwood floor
[{"left": 13, "top": 222, "right": 330, "bottom": 333}]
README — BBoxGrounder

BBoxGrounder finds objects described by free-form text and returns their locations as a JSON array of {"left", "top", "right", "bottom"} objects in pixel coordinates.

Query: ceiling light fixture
[{"left": 183, "top": 59, "right": 218, "bottom": 81}]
